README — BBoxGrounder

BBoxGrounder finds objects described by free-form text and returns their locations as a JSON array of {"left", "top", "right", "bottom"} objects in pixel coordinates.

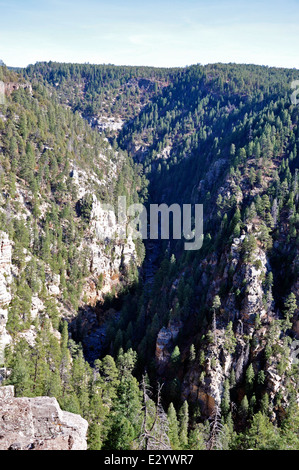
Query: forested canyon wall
[{"left": 0, "top": 62, "right": 299, "bottom": 450}]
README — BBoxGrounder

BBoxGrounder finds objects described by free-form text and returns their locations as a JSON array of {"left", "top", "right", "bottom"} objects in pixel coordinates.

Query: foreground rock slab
[{"left": 0, "top": 386, "right": 88, "bottom": 450}]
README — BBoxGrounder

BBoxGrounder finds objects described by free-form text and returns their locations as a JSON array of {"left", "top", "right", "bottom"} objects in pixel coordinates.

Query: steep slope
[
  {"left": 23, "top": 62, "right": 175, "bottom": 136},
  {"left": 1, "top": 61, "right": 299, "bottom": 450},
  {"left": 105, "top": 64, "right": 299, "bottom": 436},
  {"left": 0, "top": 64, "right": 150, "bottom": 450},
  {"left": 0, "top": 63, "right": 144, "bottom": 386}
]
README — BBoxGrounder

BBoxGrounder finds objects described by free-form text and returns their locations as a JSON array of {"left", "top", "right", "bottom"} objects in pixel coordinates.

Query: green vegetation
[{"left": 1, "top": 61, "right": 299, "bottom": 450}]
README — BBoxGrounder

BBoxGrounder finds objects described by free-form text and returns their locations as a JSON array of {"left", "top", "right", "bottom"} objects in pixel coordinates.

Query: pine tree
[
  {"left": 239, "top": 395, "right": 249, "bottom": 421},
  {"left": 171, "top": 346, "right": 181, "bottom": 369},
  {"left": 7, "top": 346, "right": 33, "bottom": 396},
  {"left": 188, "top": 423, "right": 208, "bottom": 450},
  {"left": 221, "top": 379, "right": 231, "bottom": 418},
  {"left": 245, "top": 363, "right": 255, "bottom": 393},
  {"left": 282, "top": 292, "right": 297, "bottom": 332},
  {"left": 189, "top": 344, "right": 196, "bottom": 362},
  {"left": 246, "top": 412, "right": 278, "bottom": 450},
  {"left": 167, "top": 403, "right": 180, "bottom": 449},
  {"left": 283, "top": 292, "right": 297, "bottom": 318},
  {"left": 178, "top": 401, "right": 189, "bottom": 449}
]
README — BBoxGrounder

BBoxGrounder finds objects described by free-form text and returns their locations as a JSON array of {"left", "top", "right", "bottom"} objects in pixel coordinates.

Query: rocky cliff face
[
  {"left": 0, "top": 386, "right": 88, "bottom": 450},
  {"left": 81, "top": 194, "right": 136, "bottom": 305},
  {"left": 0, "top": 164, "right": 137, "bottom": 353},
  {"left": 4, "top": 81, "right": 32, "bottom": 97},
  {"left": 155, "top": 320, "right": 182, "bottom": 372},
  {"left": 178, "top": 230, "right": 298, "bottom": 419}
]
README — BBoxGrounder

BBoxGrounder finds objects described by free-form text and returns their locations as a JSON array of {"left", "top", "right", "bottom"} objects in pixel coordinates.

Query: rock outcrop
[
  {"left": 81, "top": 194, "right": 136, "bottom": 304},
  {"left": 4, "top": 81, "right": 32, "bottom": 97},
  {"left": 155, "top": 321, "right": 182, "bottom": 371},
  {"left": 181, "top": 235, "right": 273, "bottom": 417},
  {"left": 0, "top": 386, "right": 88, "bottom": 450}
]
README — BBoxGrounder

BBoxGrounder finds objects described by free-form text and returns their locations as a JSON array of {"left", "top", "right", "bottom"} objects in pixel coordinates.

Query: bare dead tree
[
  {"left": 206, "top": 405, "right": 223, "bottom": 450},
  {"left": 138, "top": 376, "right": 171, "bottom": 451},
  {"left": 271, "top": 197, "right": 278, "bottom": 227}
]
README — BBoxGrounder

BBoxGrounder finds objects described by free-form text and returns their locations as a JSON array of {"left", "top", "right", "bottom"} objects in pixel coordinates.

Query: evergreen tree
[
  {"left": 178, "top": 401, "right": 189, "bottom": 449},
  {"left": 167, "top": 403, "right": 180, "bottom": 449}
]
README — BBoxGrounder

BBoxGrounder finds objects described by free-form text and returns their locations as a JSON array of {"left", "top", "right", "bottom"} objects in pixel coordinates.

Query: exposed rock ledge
[{"left": 0, "top": 386, "right": 88, "bottom": 450}]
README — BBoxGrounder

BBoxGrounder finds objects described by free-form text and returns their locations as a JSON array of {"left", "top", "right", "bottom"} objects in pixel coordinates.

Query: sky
[{"left": 0, "top": 0, "right": 299, "bottom": 69}]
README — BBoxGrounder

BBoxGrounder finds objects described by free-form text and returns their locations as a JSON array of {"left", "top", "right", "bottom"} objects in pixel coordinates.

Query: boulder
[{"left": 0, "top": 386, "right": 88, "bottom": 450}]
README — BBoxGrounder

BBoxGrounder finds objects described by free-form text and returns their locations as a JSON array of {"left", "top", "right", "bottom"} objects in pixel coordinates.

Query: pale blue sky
[{"left": 0, "top": 0, "right": 299, "bottom": 69}]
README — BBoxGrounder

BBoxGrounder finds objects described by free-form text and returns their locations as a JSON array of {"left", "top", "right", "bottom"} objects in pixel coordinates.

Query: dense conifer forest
[{"left": 0, "top": 61, "right": 299, "bottom": 450}]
